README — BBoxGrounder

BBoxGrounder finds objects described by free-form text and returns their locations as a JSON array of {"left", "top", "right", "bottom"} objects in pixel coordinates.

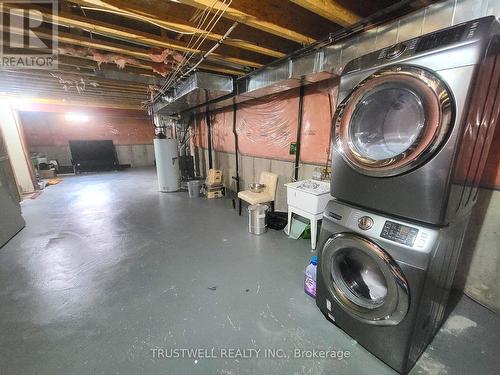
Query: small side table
[{"left": 285, "top": 180, "right": 331, "bottom": 250}]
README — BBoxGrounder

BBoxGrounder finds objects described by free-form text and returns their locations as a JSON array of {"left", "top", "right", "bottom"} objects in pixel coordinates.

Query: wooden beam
[
  {"left": 0, "top": 75, "right": 149, "bottom": 94},
  {"left": 177, "top": 0, "right": 318, "bottom": 44},
  {"left": 67, "top": 0, "right": 286, "bottom": 58},
  {"left": 58, "top": 54, "right": 154, "bottom": 74},
  {"left": 1, "top": 94, "right": 143, "bottom": 110},
  {"left": 0, "top": 82, "right": 147, "bottom": 98},
  {"left": 1, "top": 87, "right": 147, "bottom": 102},
  {"left": 5, "top": 23, "right": 247, "bottom": 77},
  {"left": 288, "top": 0, "right": 360, "bottom": 26},
  {"left": 58, "top": 53, "right": 245, "bottom": 77},
  {"left": 0, "top": 71, "right": 151, "bottom": 95},
  {"left": 0, "top": 78, "right": 148, "bottom": 95},
  {"left": 3, "top": 3, "right": 263, "bottom": 70}
]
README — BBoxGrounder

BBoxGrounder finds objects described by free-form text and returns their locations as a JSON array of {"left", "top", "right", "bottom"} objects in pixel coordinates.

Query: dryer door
[
  {"left": 321, "top": 233, "right": 409, "bottom": 325},
  {"left": 334, "top": 65, "right": 453, "bottom": 177}
]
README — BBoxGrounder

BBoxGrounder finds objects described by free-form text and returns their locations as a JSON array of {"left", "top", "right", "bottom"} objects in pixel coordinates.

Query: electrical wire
[
  {"left": 162, "top": 0, "right": 219, "bottom": 87},
  {"left": 161, "top": 0, "right": 233, "bottom": 94},
  {"left": 182, "top": 21, "right": 237, "bottom": 78},
  {"left": 162, "top": 1, "right": 227, "bottom": 90},
  {"left": 161, "top": 6, "right": 228, "bottom": 95}
]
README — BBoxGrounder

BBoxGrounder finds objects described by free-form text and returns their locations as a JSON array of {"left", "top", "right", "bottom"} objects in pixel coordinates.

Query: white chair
[{"left": 237, "top": 171, "right": 278, "bottom": 215}]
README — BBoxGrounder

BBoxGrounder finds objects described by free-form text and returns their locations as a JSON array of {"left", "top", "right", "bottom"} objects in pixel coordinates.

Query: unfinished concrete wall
[
  {"left": 195, "top": 148, "right": 324, "bottom": 212},
  {"left": 457, "top": 189, "right": 500, "bottom": 313},
  {"left": 19, "top": 109, "right": 154, "bottom": 168}
]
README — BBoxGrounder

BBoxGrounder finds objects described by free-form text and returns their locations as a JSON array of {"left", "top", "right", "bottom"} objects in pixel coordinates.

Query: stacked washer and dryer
[{"left": 316, "top": 17, "right": 500, "bottom": 374}]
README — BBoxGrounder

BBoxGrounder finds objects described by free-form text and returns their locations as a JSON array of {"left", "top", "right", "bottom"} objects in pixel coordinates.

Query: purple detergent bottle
[{"left": 304, "top": 255, "right": 318, "bottom": 298}]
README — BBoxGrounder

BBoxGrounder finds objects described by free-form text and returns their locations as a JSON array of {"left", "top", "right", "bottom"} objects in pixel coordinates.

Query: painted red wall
[{"left": 19, "top": 109, "right": 153, "bottom": 146}]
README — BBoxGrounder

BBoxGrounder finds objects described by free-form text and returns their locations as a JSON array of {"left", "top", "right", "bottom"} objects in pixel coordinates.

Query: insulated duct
[{"left": 154, "top": 72, "right": 234, "bottom": 115}]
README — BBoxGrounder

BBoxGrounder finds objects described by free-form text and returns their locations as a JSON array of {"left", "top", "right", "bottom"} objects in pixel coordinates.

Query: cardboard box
[{"left": 39, "top": 169, "right": 56, "bottom": 179}]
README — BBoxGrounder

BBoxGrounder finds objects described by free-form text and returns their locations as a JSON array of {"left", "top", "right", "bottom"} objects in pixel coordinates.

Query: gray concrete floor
[{"left": 0, "top": 168, "right": 498, "bottom": 375}]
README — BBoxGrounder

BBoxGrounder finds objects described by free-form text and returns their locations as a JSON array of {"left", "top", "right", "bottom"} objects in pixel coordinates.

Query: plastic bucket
[
  {"left": 187, "top": 180, "right": 203, "bottom": 198},
  {"left": 248, "top": 204, "right": 269, "bottom": 235}
]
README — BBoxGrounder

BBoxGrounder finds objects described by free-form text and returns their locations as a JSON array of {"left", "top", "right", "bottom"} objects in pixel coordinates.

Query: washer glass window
[
  {"left": 331, "top": 247, "right": 389, "bottom": 309},
  {"left": 321, "top": 233, "right": 409, "bottom": 325}
]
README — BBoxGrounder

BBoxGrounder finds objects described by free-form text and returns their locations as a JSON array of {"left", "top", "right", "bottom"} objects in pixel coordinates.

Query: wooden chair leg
[
  {"left": 238, "top": 199, "right": 242, "bottom": 216},
  {"left": 232, "top": 198, "right": 236, "bottom": 210}
]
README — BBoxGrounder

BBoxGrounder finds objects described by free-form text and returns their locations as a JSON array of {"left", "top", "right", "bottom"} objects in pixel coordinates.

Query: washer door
[
  {"left": 321, "top": 233, "right": 409, "bottom": 325},
  {"left": 334, "top": 65, "right": 453, "bottom": 177}
]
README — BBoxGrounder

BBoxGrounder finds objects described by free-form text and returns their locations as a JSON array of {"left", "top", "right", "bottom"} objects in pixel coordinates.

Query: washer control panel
[{"left": 380, "top": 220, "right": 419, "bottom": 247}]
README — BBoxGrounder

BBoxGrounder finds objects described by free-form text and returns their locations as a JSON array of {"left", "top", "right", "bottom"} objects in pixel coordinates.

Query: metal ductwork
[
  {"left": 205, "top": 48, "right": 341, "bottom": 113},
  {"left": 154, "top": 72, "right": 234, "bottom": 115},
  {"left": 152, "top": 46, "right": 342, "bottom": 115}
]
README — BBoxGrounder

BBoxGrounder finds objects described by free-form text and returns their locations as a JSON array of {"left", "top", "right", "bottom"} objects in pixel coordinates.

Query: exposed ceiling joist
[
  {"left": 3, "top": 3, "right": 263, "bottom": 70},
  {"left": 0, "top": 80, "right": 148, "bottom": 97},
  {"left": 5, "top": 26, "right": 248, "bottom": 78},
  {"left": 177, "top": 0, "right": 316, "bottom": 44},
  {"left": 288, "top": 0, "right": 360, "bottom": 26},
  {"left": 67, "top": 0, "right": 286, "bottom": 58},
  {"left": 92, "top": 70, "right": 163, "bottom": 85},
  {"left": 0, "top": 79, "right": 148, "bottom": 97},
  {"left": 9, "top": 96, "right": 143, "bottom": 110},
  {"left": 2, "top": 88, "right": 147, "bottom": 102},
  {"left": 56, "top": 54, "right": 152, "bottom": 74},
  {"left": 0, "top": 75, "right": 149, "bottom": 94}
]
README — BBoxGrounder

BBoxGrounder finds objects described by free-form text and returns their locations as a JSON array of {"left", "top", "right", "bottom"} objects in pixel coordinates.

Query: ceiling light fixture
[{"left": 65, "top": 112, "right": 89, "bottom": 123}]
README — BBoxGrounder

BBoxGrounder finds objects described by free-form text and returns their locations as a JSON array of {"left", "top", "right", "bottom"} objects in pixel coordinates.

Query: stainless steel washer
[
  {"left": 331, "top": 16, "right": 499, "bottom": 225},
  {"left": 316, "top": 200, "right": 470, "bottom": 373}
]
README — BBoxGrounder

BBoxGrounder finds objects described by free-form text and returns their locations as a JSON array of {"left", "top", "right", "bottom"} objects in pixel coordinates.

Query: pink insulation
[
  {"left": 192, "top": 79, "right": 339, "bottom": 164},
  {"left": 149, "top": 48, "right": 171, "bottom": 63},
  {"left": 237, "top": 89, "right": 299, "bottom": 160},
  {"left": 58, "top": 44, "right": 140, "bottom": 70},
  {"left": 149, "top": 48, "right": 184, "bottom": 76},
  {"left": 300, "top": 79, "right": 339, "bottom": 164},
  {"left": 152, "top": 63, "right": 172, "bottom": 77},
  {"left": 211, "top": 110, "right": 235, "bottom": 153}
]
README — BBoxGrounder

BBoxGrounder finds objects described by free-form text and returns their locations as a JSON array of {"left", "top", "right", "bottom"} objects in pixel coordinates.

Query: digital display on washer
[
  {"left": 416, "top": 24, "right": 467, "bottom": 53},
  {"left": 380, "top": 221, "right": 419, "bottom": 246}
]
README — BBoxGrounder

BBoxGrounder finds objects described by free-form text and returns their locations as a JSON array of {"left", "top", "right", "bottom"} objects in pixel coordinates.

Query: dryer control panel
[{"left": 343, "top": 16, "right": 496, "bottom": 75}]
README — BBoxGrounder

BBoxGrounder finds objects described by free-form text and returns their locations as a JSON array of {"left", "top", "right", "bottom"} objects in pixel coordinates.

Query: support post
[
  {"left": 294, "top": 85, "right": 305, "bottom": 181},
  {"left": 232, "top": 102, "right": 242, "bottom": 215},
  {"left": 205, "top": 106, "right": 213, "bottom": 170}
]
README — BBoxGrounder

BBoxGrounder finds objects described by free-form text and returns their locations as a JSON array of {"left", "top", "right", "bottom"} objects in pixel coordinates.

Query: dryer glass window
[
  {"left": 331, "top": 247, "right": 388, "bottom": 309},
  {"left": 334, "top": 66, "right": 453, "bottom": 177},
  {"left": 350, "top": 84, "right": 425, "bottom": 161}
]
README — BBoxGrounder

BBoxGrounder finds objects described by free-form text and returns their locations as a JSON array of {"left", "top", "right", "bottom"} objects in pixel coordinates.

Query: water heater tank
[{"left": 154, "top": 138, "right": 180, "bottom": 192}]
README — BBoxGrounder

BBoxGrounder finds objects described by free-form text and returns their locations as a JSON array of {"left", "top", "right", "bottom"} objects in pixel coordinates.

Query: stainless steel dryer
[
  {"left": 331, "top": 16, "right": 499, "bottom": 225},
  {"left": 316, "top": 199, "right": 470, "bottom": 374}
]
